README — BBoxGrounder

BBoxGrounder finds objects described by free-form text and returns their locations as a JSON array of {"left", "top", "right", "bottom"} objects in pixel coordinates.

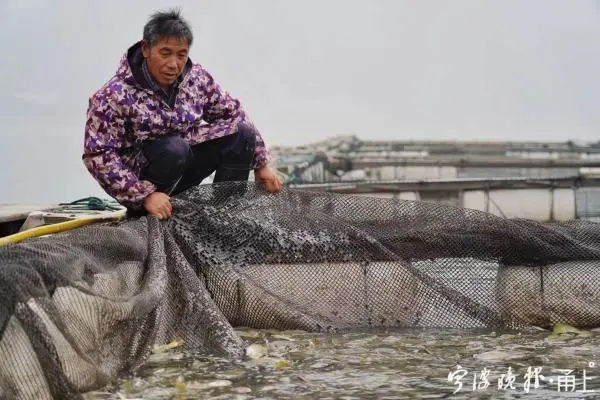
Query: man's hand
[
  {"left": 144, "top": 192, "right": 172, "bottom": 219},
  {"left": 254, "top": 166, "right": 283, "bottom": 193}
]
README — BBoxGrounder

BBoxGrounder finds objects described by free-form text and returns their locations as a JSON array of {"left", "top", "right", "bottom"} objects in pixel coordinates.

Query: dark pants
[{"left": 134, "top": 122, "right": 256, "bottom": 211}]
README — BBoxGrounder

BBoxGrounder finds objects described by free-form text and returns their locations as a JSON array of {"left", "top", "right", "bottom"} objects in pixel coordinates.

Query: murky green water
[{"left": 85, "top": 326, "right": 600, "bottom": 399}]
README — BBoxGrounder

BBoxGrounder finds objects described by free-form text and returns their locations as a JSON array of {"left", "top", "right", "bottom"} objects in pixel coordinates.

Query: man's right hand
[{"left": 144, "top": 192, "right": 172, "bottom": 220}]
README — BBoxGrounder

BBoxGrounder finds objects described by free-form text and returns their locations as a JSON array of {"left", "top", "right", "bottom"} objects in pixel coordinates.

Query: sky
[{"left": 1, "top": 0, "right": 600, "bottom": 203}]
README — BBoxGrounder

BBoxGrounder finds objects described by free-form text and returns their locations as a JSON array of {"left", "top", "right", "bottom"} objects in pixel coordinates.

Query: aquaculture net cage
[{"left": 1, "top": 182, "right": 600, "bottom": 399}]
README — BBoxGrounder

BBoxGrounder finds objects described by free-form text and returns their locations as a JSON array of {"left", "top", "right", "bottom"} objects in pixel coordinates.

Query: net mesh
[{"left": 1, "top": 182, "right": 600, "bottom": 399}]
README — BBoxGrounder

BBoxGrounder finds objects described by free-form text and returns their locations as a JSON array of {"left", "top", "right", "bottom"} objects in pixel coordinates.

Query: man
[{"left": 82, "top": 9, "right": 282, "bottom": 220}]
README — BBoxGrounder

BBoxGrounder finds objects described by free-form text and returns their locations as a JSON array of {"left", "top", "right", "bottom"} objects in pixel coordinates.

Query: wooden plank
[
  {"left": 347, "top": 156, "right": 600, "bottom": 168},
  {"left": 0, "top": 204, "right": 58, "bottom": 223},
  {"left": 289, "top": 176, "right": 600, "bottom": 193}
]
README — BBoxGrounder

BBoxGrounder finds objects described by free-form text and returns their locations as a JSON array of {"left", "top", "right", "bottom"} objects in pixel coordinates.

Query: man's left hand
[{"left": 254, "top": 166, "right": 283, "bottom": 193}]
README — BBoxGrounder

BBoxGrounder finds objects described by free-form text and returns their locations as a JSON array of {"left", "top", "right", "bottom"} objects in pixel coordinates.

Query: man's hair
[{"left": 143, "top": 8, "right": 193, "bottom": 47}]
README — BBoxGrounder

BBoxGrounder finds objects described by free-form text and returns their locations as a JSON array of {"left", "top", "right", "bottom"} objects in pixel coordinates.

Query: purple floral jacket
[{"left": 82, "top": 41, "right": 271, "bottom": 209}]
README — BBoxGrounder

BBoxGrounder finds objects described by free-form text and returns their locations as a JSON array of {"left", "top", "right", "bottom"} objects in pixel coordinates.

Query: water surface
[{"left": 84, "top": 326, "right": 600, "bottom": 399}]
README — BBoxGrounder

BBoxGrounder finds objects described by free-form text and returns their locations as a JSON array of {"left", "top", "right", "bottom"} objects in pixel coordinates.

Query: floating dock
[
  {"left": 0, "top": 199, "right": 126, "bottom": 241},
  {"left": 0, "top": 204, "right": 58, "bottom": 237}
]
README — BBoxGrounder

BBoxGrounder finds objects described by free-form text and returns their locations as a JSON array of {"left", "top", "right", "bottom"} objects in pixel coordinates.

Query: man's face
[{"left": 142, "top": 37, "right": 189, "bottom": 89}]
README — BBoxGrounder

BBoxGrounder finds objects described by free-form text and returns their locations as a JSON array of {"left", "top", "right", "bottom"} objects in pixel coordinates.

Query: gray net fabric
[{"left": 1, "top": 182, "right": 600, "bottom": 399}]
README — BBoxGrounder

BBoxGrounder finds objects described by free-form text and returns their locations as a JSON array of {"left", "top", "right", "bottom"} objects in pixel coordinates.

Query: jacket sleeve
[
  {"left": 200, "top": 68, "right": 271, "bottom": 169},
  {"left": 82, "top": 93, "right": 157, "bottom": 209}
]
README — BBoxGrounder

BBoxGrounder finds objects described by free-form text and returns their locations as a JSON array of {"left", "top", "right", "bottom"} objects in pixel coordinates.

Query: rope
[{"left": 58, "top": 197, "right": 123, "bottom": 212}]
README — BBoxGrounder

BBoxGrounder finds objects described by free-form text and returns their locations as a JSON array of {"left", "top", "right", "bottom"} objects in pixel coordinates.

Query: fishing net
[{"left": 2, "top": 181, "right": 600, "bottom": 399}]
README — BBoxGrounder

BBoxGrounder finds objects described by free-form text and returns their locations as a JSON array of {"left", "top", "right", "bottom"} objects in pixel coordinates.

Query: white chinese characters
[{"left": 448, "top": 364, "right": 597, "bottom": 394}]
